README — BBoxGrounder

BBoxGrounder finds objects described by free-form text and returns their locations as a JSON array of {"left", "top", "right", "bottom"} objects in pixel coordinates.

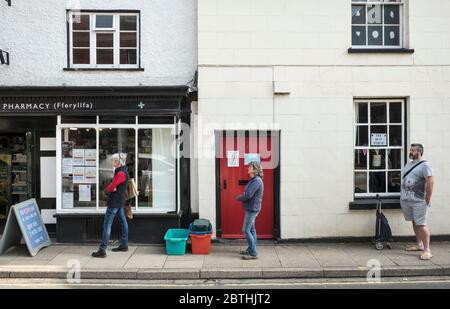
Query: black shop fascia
[{"left": 0, "top": 86, "right": 196, "bottom": 243}]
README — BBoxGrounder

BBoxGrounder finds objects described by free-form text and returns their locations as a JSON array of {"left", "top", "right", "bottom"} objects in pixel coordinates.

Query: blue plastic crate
[{"left": 164, "top": 228, "right": 190, "bottom": 255}]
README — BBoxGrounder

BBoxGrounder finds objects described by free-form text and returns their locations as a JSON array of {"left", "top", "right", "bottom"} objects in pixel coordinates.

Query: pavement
[{"left": 0, "top": 240, "right": 449, "bottom": 280}]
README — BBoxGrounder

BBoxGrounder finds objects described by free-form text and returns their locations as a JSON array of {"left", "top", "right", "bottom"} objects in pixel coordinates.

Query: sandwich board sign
[{"left": 0, "top": 199, "right": 51, "bottom": 257}]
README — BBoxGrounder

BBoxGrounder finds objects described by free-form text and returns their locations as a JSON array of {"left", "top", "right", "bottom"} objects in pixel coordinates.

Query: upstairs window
[
  {"left": 351, "top": 0, "right": 404, "bottom": 48},
  {"left": 68, "top": 12, "right": 140, "bottom": 69}
]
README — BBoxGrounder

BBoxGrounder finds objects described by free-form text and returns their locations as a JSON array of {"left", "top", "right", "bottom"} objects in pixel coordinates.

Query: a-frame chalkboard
[{"left": 0, "top": 199, "right": 51, "bottom": 257}]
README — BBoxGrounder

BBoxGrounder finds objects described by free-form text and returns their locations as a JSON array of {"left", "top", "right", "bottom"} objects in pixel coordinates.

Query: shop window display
[
  {"left": 98, "top": 128, "right": 135, "bottom": 208},
  {"left": 0, "top": 134, "right": 32, "bottom": 218},
  {"left": 58, "top": 122, "right": 176, "bottom": 212},
  {"left": 61, "top": 128, "right": 97, "bottom": 208},
  {"left": 137, "top": 128, "right": 175, "bottom": 210}
]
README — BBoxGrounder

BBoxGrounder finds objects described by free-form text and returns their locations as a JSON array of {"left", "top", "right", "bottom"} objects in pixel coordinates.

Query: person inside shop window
[
  {"left": 236, "top": 161, "right": 264, "bottom": 260},
  {"left": 92, "top": 153, "right": 130, "bottom": 258}
]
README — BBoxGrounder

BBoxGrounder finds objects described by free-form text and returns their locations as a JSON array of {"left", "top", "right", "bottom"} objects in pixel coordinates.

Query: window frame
[
  {"left": 56, "top": 116, "right": 179, "bottom": 214},
  {"left": 68, "top": 11, "right": 140, "bottom": 69},
  {"left": 351, "top": 0, "right": 405, "bottom": 49},
  {"left": 353, "top": 99, "right": 406, "bottom": 198}
]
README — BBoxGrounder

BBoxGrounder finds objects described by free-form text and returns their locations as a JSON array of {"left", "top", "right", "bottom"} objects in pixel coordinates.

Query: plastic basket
[
  {"left": 189, "top": 223, "right": 212, "bottom": 235},
  {"left": 190, "top": 233, "right": 212, "bottom": 255},
  {"left": 164, "top": 228, "right": 190, "bottom": 255}
]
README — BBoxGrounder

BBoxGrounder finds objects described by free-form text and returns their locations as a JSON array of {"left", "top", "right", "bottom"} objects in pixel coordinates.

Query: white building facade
[
  {"left": 0, "top": 0, "right": 197, "bottom": 243},
  {"left": 196, "top": 0, "right": 450, "bottom": 239}
]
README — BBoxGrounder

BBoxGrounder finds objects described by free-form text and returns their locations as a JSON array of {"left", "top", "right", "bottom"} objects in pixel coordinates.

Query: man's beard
[{"left": 409, "top": 154, "right": 419, "bottom": 160}]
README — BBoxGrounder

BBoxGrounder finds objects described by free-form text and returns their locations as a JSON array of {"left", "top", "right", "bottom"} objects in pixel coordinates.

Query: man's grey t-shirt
[{"left": 401, "top": 160, "right": 433, "bottom": 203}]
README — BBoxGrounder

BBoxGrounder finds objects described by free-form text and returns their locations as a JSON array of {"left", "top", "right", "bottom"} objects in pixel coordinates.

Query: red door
[{"left": 219, "top": 132, "right": 276, "bottom": 239}]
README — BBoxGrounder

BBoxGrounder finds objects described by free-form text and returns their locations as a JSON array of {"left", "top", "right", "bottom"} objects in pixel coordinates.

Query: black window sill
[
  {"left": 349, "top": 198, "right": 401, "bottom": 210},
  {"left": 348, "top": 48, "right": 415, "bottom": 54},
  {"left": 63, "top": 68, "right": 144, "bottom": 72},
  {"left": 54, "top": 212, "right": 181, "bottom": 218}
]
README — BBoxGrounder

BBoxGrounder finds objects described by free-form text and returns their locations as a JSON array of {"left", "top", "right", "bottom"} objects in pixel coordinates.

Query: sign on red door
[{"left": 219, "top": 131, "right": 278, "bottom": 239}]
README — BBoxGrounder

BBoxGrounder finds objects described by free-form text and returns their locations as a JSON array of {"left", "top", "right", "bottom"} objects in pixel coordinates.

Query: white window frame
[
  {"left": 56, "top": 116, "right": 179, "bottom": 214},
  {"left": 351, "top": 0, "right": 405, "bottom": 49},
  {"left": 353, "top": 99, "right": 406, "bottom": 198},
  {"left": 68, "top": 12, "right": 140, "bottom": 69}
]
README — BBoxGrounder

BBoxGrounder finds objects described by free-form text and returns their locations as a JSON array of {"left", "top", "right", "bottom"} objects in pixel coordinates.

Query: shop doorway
[
  {"left": 217, "top": 131, "right": 279, "bottom": 239},
  {"left": 0, "top": 132, "right": 33, "bottom": 220}
]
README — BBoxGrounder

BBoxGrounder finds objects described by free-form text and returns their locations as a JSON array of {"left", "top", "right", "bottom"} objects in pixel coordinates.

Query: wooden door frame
[{"left": 215, "top": 130, "right": 281, "bottom": 239}]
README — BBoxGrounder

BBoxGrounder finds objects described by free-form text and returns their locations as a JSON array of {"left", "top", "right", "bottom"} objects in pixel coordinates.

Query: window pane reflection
[
  {"left": 138, "top": 128, "right": 175, "bottom": 210},
  {"left": 98, "top": 128, "right": 135, "bottom": 207}
]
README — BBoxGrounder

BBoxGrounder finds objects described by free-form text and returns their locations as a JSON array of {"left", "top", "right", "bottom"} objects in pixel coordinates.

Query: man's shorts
[{"left": 400, "top": 200, "right": 429, "bottom": 226}]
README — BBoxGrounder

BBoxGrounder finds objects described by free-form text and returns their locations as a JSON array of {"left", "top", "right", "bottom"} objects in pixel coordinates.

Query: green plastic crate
[{"left": 164, "top": 228, "right": 190, "bottom": 255}]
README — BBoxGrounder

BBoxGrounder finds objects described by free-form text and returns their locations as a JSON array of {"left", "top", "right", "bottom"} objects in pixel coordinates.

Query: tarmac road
[{"left": 1, "top": 276, "right": 450, "bottom": 289}]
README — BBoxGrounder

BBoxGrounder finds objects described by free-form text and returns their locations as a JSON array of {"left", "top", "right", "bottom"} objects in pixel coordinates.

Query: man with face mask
[{"left": 400, "top": 143, "right": 434, "bottom": 260}]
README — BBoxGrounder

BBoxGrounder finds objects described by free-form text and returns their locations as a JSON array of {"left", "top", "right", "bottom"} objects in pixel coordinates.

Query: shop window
[
  {"left": 354, "top": 100, "right": 405, "bottom": 197},
  {"left": 351, "top": 0, "right": 404, "bottom": 48},
  {"left": 68, "top": 12, "right": 140, "bottom": 68},
  {"left": 58, "top": 122, "right": 177, "bottom": 213},
  {"left": 98, "top": 128, "right": 136, "bottom": 207},
  {"left": 61, "top": 128, "right": 97, "bottom": 209},
  {"left": 137, "top": 129, "right": 176, "bottom": 210},
  {"left": 0, "top": 133, "right": 33, "bottom": 218}
]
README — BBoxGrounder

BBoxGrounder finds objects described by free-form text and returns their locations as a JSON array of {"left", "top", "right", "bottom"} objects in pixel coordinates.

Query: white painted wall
[
  {"left": 0, "top": 0, "right": 197, "bottom": 86},
  {"left": 198, "top": 0, "right": 450, "bottom": 239}
]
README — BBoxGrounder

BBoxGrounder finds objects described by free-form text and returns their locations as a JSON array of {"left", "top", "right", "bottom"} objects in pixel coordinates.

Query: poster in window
[
  {"left": 62, "top": 158, "right": 73, "bottom": 175},
  {"left": 227, "top": 151, "right": 239, "bottom": 167},
  {"left": 73, "top": 166, "right": 85, "bottom": 183},
  {"left": 84, "top": 149, "right": 97, "bottom": 166},
  {"left": 72, "top": 149, "right": 85, "bottom": 166},
  {"left": 78, "top": 185, "right": 91, "bottom": 202},
  {"left": 244, "top": 153, "right": 261, "bottom": 165},
  {"left": 370, "top": 133, "right": 387, "bottom": 147},
  {"left": 84, "top": 167, "right": 96, "bottom": 184},
  {"left": 62, "top": 192, "right": 74, "bottom": 209}
]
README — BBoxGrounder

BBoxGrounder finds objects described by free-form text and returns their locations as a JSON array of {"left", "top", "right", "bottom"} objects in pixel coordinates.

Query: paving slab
[
  {"left": 275, "top": 245, "right": 322, "bottom": 268},
  {"left": 308, "top": 245, "right": 359, "bottom": 267},
  {"left": 382, "top": 248, "right": 433, "bottom": 266},
  {"left": 47, "top": 253, "right": 93, "bottom": 267},
  {"left": 342, "top": 246, "right": 397, "bottom": 267},
  {"left": 83, "top": 246, "right": 137, "bottom": 269}
]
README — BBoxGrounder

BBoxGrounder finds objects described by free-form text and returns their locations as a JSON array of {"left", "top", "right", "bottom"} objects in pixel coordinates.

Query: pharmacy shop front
[{"left": 0, "top": 87, "right": 193, "bottom": 243}]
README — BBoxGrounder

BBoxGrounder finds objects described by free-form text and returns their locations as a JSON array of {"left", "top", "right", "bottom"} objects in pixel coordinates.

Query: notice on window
[
  {"left": 62, "top": 158, "right": 73, "bottom": 175},
  {"left": 244, "top": 153, "right": 261, "bottom": 165},
  {"left": 73, "top": 166, "right": 85, "bottom": 183},
  {"left": 62, "top": 192, "right": 74, "bottom": 209},
  {"left": 84, "top": 167, "right": 96, "bottom": 184},
  {"left": 370, "top": 133, "right": 387, "bottom": 147},
  {"left": 227, "top": 151, "right": 239, "bottom": 167},
  {"left": 84, "top": 149, "right": 96, "bottom": 166},
  {"left": 73, "top": 149, "right": 85, "bottom": 166},
  {"left": 78, "top": 185, "right": 91, "bottom": 202}
]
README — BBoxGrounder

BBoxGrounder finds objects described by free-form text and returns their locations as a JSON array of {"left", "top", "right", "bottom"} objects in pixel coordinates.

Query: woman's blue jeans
[
  {"left": 100, "top": 207, "right": 128, "bottom": 251},
  {"left": 242, "top": 211, "right": 259, "bottom": 257}
]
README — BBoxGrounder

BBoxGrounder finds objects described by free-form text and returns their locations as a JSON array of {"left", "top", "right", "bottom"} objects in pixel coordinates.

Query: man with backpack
[{"left": 400, "top": 143, "right": 434, "bottom": 260}]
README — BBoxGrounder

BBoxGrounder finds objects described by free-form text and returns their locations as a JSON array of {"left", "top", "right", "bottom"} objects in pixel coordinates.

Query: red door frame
[{"left": 215, "top": 130, "right": 280, "bottom": 240}]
